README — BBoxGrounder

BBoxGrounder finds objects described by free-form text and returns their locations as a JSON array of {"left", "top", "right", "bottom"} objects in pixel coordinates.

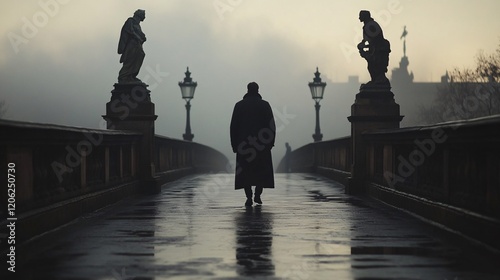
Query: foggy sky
[{"left": 1, "top": 0, "right": 500, "bottom": 166}]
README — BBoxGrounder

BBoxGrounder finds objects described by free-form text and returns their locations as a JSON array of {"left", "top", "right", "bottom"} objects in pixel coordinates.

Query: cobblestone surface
[{"left": 15, "top": 173, "right": 500, "bottom": 279}]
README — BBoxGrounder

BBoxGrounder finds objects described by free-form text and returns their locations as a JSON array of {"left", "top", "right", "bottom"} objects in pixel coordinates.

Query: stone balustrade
[
  {"left": 0, "top": 119, "right": 229, "bottom": 243},
  {"left": 278, "top": 115, "right": 500, "bottom": 251}
]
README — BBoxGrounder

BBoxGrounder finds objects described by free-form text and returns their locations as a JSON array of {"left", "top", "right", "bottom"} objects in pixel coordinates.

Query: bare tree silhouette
[{"left": 419, "top": 42, "right": 500, "bottom": 124}]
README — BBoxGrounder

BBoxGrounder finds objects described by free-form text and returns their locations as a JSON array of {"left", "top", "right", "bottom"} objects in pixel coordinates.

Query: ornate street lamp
[
  {"left": 178, "top": 67, "right": 197, "bottom": 141},
  {"left": 308, "top": 67, "right": 326, "bottom": 142}
]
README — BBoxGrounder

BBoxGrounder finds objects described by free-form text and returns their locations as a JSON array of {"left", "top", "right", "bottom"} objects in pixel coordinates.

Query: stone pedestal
[
  {"left": 103, "top": 82, "right": 159, "bottom": 194},
  {"left": 347, "top": 84, "right": 403, "bottom": 194}
]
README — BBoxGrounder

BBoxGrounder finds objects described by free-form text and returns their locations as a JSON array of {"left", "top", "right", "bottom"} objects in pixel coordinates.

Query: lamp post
[
  {"left": 308, "top": 67, "right": 326, "bottom": 142},
  {"left": 178, "top": 67, "right": 197, "bottom": 141}
]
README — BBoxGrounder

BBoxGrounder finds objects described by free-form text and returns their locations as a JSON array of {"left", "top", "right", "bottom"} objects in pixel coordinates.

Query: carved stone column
[
  {"left": 347, "top": 84, "right": 403, "bottom": 194},
  {"left": 103, "top": 82, "right": 159, "bottom": 194}
]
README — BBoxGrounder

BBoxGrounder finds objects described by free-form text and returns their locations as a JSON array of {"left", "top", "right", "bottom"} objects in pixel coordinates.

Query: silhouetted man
[
  {"left": 118, "top": 9, "right": 147, "bottom": 83},
  {"left": 285, "top": 142, "right": 292, "bottom": 173},
  {"left": 357, "top": 10, "right": 391, "bottom": 85},
  {"left": 230, "top": 82, "right": 276, "bottom": 206}
]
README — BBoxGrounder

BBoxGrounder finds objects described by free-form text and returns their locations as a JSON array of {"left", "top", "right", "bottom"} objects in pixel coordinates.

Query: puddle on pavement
[
  {"left": 117, "top": 230, "right": 155, "bottom": 237},
  {"left": 351, "top": 246, "right": 437, "bottom": 256},
  {"left": 134, "top": 201, "right": 158, "bottom": 207},
  {"left": 107, "top": 216, "right": 161, "bottom": 220},
  {"left": 112, "top": 252, "right": 155, "bottom": 257}
]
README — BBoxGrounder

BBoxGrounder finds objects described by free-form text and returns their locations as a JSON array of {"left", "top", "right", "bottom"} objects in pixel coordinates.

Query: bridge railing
[
  {"left": 154, "top": 136, "right": 229, "bottom": 183},
  {"left": 281, "top": 116, "right": 500, "bottom": 218},
  {"left": 0, "top": 119, "right": 229, "bottom": 243},
  {"left": 279, "top": 115, "right": 500, "bottom": 251},
  {"left": 276, "top": 136, "right": 351, "bottom": 185},
  {"left": 0, "top": 120, "right": 142, "bottom": 214},
  {"left": 364, "top": 116, "right": 500, "bottom": 218},
  {"left": 154, "top": 136, "right": 193, "bottom": 179}
]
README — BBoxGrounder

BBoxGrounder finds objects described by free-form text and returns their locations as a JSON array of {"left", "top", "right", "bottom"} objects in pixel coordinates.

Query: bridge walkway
[{"left": 14, "top": 173, "right": 500, "bottom": 279}]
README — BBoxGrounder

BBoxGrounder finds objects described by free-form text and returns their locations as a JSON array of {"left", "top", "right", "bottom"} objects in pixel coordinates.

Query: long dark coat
[{"left": 230, "top": 92, "right": 275, "bottom": 189}]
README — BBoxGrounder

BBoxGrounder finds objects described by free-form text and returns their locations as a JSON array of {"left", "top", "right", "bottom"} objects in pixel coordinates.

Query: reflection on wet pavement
[
  {"left": 235, "top": 206, "right": 274, "bottom": 277},
  {"left": 13, "top": 173, "right": 500, "bottom": 279}
]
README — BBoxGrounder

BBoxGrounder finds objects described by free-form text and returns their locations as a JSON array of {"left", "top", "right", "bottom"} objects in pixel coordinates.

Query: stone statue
[
  {"left": 357, "top": 10, "right": 391, "bottom": 86},
  {"left": 118, "top": 9, "right": 147, "bottom": 84}
]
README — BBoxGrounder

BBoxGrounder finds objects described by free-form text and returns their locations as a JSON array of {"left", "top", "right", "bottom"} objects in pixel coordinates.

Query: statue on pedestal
[
  {"left": 357, "top": 10, "right": 391, "bottom": 86},
  {"left": 118, "top": 9, "right": 147, "bottom": 84}
]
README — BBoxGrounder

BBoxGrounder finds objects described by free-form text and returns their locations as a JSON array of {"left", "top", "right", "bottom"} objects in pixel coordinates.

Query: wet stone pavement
[{"left": 14, "top": 174, "right": 500, "bottom": 279}]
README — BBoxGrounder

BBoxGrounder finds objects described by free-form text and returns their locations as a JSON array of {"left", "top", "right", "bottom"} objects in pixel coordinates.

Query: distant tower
[
  {"left": 391, "top": 26, "right": 414, "bottom": 85},
  {"left": 401, "top": 25, "right": 408, "bottom": 57},
  {"left": 441, "top": 70, "right": 450, "bottom": 83}
]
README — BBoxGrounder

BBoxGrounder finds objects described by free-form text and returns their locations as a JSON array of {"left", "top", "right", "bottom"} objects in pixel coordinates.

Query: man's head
[
  {"left": 359, "top": 10, "right": 371, "bottom": 22},
  {"left": 134, "top": 9, "right": 146, "bottom": 21},
  {"left": 247, "top": 82, "right": 259, "bottom": 94}
]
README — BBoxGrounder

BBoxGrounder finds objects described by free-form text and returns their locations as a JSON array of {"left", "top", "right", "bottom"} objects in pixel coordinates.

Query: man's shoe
[
  {"left": 254, "top": 196, "right": 262, "bottom": 204},
  {"left": 245, "top": 198, "right": 253, "bottom": 206}
]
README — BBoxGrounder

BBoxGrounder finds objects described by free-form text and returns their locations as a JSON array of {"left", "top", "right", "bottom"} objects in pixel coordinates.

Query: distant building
[
  {"left": 391, "top": 55, "right": 414, "bottom": 84},
  {"left": 386, "top": 26, "right": 452, "bottom": 125},
  {"left": 390, "top": 52, "right": 448, "bottom": 126}
]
